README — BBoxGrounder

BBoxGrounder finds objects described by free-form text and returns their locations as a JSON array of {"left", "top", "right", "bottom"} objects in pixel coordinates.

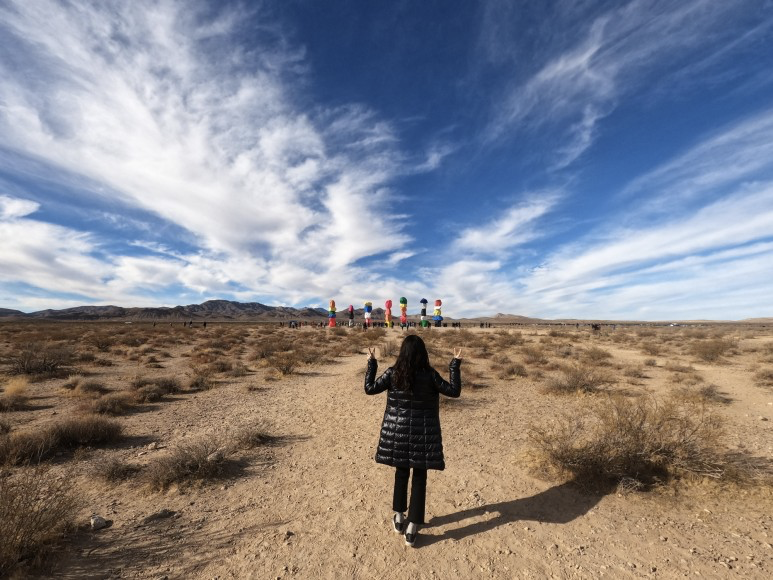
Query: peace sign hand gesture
[
  {"left": 453, "top": 347, "right": 463, "bottom": 360},
  {"left": 367, "top": 347, "right": 376, "bottom": 360}
]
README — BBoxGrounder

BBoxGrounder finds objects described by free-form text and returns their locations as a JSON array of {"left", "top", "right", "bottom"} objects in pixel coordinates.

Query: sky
[{"left": 1, "top": 0, "right": 773, "bottom": 320}]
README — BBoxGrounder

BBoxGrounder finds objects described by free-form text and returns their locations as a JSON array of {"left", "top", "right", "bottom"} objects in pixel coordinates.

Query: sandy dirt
[{"left": 2, "top": 323, "right": 773, "bottom": 579}]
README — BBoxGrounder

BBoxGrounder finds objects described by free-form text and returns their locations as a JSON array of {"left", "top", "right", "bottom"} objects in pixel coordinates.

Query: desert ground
[{"left": 1, "top": 321, "right": 772, "bottom": 579}]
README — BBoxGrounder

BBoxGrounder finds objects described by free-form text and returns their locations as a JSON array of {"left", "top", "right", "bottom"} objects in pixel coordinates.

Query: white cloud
[
  {"left": 454, "top": 196, "right": 558, "bottom": 255},
  {"left": 0, "top": 195, "right": 39, "bottom": 219},
  {"left": 487, "top": 0, "right": 765, "bottom": 166}
]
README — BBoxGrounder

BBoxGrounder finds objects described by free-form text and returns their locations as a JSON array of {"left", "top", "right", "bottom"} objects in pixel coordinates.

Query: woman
[{"left": 364, "top": 335, "right": 462, "bottom": 547}]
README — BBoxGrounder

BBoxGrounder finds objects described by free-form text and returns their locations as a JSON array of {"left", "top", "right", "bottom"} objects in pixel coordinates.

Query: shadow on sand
[{"left": 421, "top": 481, "right": 608, "bottom": 546}]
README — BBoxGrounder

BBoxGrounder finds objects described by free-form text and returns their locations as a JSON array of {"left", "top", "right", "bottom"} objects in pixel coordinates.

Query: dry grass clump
[
  {"left": 640, "top": 342, "right": 661, "bottom": 356},
  {"left": 72, "top": 380, "right": 109, "bottom": 398},
  {"left": 0, "top": 377, "right": 29, "bottom": 412},
  {"left": 230, "top": 423, "right": 276, "bottom": 449},
  {"left": 528, "top": 394, "right": 736, "bottom": 489},
  {"left": 86, "top": 392, "right": 136, "bottom": 415},
  {"left": 522, "top": 345, "right": 548, "bottom": 365},
  {"left": 380, "top": 340, "right": 398, "bottom": 358},
  {"left": 544, "top": 364, "right": 615, "bottom": 394},
  {"left": 583, "top": 346, "right": 612, "bottom": 363},
  {"left": 0, "top": 466, "right": 80, "bottom": 575},
  {"left": 672, "top": 384, "right": 731, "bottom": 405},
  {"left": 644, "top": 358, "right": 657, "bottom": 367},
  {"left": 189, "top": 368, "right": 215, "bottom": 390},
  {"left": 144, "top": 437, "right": 232, "bottom": 490},
  {"left": 691, "top": 338, "right": 736, "bottom": 362},
  {"left": 754, "top": 368, "right": 773, "bottom": 388},
  {"left": 95, "top": 457, "right": 142, "bottom": 482},
  {"left": 0, "top": 419, "right": 10, "bottom": 435},
  {"left": 0, "top": 415, "right": 123, "bottom": 465}
]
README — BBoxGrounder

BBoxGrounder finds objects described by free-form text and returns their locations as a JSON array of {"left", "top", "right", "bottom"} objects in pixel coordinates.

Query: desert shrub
[
  {"left": 544, "top": 364, "right": 615, "bottom": 394},
  {"left": 584, "top": 347, "right": 612, "bottom": 363},
  {"left": 78, "top": 351, "right": 96, "bottom": 362},
  {"left": 154, "top": 377, "right": 181, "bottom": 393},
  {"left": 0, "top": 466, "right": 79, "bottom": 575},
  {"left": 640, "top": 342, "right": 661, "bottom": 356},
  {"left": 0, "top": 377, "right": 29, "bottom": 412},
  {"left": 672, "top": 384, "right": 731, "bottom": 405},
  {"left": 380, "top": 340, "right": 398, "bottom": 358},
  {"left": 226, "top": 362, "right": 249, "bottom": 377},
  {"left": 0, "top": 415, "right": 122, "bottom": 465},
  {"left": 88, "top": 392, "right": 136, "bottom": 415},
  {"left": 73, "top": 380, "right": 108, "bottom": 398},
  {"left": 145, "top": 438, "right": 231, "bottom": 490},
  {"left": 754, "top": 368, "right": 773, "bottom": 388},
  {"left": 522, "top": 345, "right": 548, "bottom": 365},
  {"left": 528, "top": 394, "right": 731, "bottom": 488},
  {"left": 189, "top": 369, "right": 215, "bottom": 391},
  {"left": 208, "top": 359, "right": 233, "bottom": 374},
  {"left": 267, "top": 351, "right": 299, "bottom": 375},
  {"left": 95, "top": 457, "right": 141, "bottom": 482},
  {"left": 623, "top": 366, "right": 646, "bottom": 379},
  {"left": 496, "top": 363, "right": 528, "bottom": 380},
  {"left": 91, "top": 335, "right": 114, "bottom": 352},
  {"left": 493, "top": 330, "right": 524, "bottom": 347},
  {"left": 230, "top": 423, "right": 275, "bottom": 450},
  {"left": 329, "top": 326, "right": 348, "bottom": 337},
  {"left": 691, "top": 339, "right": 735, "bottom": 362},
  {"left": 0, "top": 419, "right": 10, "bottom": 435},
  {"left": 644, "top": 358, "right": 657, "bottom": 367},
  {"left": 664, "top": 361, "right": 695, "bottom": 373},
  {"left": 10, "top": 343, "right": 72, "bottom": 376}
]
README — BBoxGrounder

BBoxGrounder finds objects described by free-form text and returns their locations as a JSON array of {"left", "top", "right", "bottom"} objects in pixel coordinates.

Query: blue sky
[{"left": 1, "top": 0, "right": 772, "bottom": 320}]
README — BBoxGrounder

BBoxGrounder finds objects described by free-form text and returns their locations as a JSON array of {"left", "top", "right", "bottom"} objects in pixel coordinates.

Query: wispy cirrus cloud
[
  {"left": 453, "top": 195, "right": 558, "bottom": 255},
  {"left": 485, "top": 0, "right": 771, "bottom": 167},
  {"left": 0, "top": 0, "right": 418, "bottom": 307}
]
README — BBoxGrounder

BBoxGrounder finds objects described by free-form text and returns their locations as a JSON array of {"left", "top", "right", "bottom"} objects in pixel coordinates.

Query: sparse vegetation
[
  {"left": 528, "top": 394, "right": 740, "bottom": 488},
  {"left": 691, "top": 338, "right": 736, "bottom": 362},
  {"left": 95, "top": 457, "right": 142, "bottom": 482},
  {"left": 10, "top": 343, "right": 72, "bottom": 376},
  {"left": 0, "top": 415, "right": 123, "bottom": 465},
  {"left": 544, "top": 364, "right": 615, "bottom": 394},
  {"left": 0, "top": 377, "right": 29, "bottom": 412},
  {"left": 145, "top": 437, "right": 232, "bottom": 490},
  {"left": 754, "top": 368, "right": 773, "bottom": 388},
  {"left": 0, "top": 466, "right": 79, "bottom": 575}
]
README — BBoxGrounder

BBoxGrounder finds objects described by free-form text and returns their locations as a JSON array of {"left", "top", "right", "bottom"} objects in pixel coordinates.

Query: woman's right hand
[
  {"left": 367, "top": 347, "right": 376, "bottom": 360},
  {"left": 453, "top": 347, "right": 463, "bottom": 360}
]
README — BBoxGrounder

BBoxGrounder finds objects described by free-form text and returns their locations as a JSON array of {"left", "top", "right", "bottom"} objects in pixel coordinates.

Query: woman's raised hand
[
  {"left": 453, "top": 347, "right": 463, "bottom": 360},
  {"left": 367, "top": 347, "right": 376, "bottom": 360}
]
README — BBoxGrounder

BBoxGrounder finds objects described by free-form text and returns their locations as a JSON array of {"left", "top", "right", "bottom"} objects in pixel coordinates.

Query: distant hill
[{"left": 0, "top": 300, "right": 329, "bottom": 321}]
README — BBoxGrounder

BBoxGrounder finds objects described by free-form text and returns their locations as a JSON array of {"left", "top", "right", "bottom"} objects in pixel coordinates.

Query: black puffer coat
[{"left": 364, "top": 357, "right": 462, "bottom": 470}]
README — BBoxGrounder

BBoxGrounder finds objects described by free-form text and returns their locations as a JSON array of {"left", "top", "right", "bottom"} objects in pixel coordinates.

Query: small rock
[
  {"left": 760, "top": 416, "right": 769, "bottom": 422},
  {"left": 284, "top": 530, "right": 295, "bottom": 539},
  {"left": 90, "top": 515, "right": 108, "bottom": 530},
  {"left": 650, "top": 566, "right": 657, "bottom": 573},
  {"left": 147, "top": 442, "right": 159, "bottom": 450},
  {"left": 660, "top": 536, "right": 668, "bottom": 542}
]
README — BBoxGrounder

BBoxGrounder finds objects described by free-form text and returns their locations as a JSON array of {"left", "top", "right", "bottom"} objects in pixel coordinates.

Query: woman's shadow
[{"left": 421, "top": 481, "right": 608, "bottom": 546}]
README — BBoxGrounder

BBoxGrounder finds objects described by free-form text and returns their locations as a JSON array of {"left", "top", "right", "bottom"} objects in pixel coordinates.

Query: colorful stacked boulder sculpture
[
  {"left": 328, "top": 300, "right": 336, "bottom": 327},
  {"left": 384, "top": 299, "right": 393, "bottom": 328},
  {"left": 347, "top": 305, "right": 354, "bottom": 327},
  {"left": 433, "top": 299, "right": 443, "bottom": 327},
  {"left": 399, "top": 297, "right": 407, "bottom": 327},
  {"left": 363, "top": 301, "right": 373, "bottom": 327},
  {"left": 420, "top": 298, "right": 429, "bottom": 328}
]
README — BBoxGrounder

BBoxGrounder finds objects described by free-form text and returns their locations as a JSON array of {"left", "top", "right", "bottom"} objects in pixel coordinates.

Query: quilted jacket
[{"left": 364, "top": 357, "right": 462, "bottom": 470}]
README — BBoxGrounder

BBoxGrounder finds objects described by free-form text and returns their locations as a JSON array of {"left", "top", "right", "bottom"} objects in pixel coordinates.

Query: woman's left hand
[
  {"left": 367, "top": 347, "right": 376, "bottom": 360},
  {"left": 453, "top": 347, "right": 463, "bottom": 360}
]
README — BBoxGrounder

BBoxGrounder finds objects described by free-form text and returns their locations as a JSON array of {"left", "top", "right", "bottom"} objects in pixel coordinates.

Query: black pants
[{"left": 392, "top": 467, "right": 427, "bottom": 525}]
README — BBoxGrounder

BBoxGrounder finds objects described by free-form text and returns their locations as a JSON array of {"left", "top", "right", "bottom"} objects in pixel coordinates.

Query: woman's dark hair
[{"left": 392, "top": 335, "right": 430, "bottom": 391}]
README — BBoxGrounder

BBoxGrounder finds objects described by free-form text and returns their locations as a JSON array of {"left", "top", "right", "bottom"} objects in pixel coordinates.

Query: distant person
[{"left": 364, "top": 335, "right": 462, "bottom": 547}]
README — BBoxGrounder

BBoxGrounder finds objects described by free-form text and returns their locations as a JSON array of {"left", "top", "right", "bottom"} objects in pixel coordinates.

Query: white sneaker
[
  {"left": 404, "top": 522, "right": 418, "bottom": 547},
  {"left": 393, "top": 512, "right": 406, "bottom": 534}
]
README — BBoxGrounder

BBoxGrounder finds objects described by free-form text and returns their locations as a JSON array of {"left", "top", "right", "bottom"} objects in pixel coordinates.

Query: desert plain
[{"left": 1, "top": 320, "right": 772, "bottom": 579}]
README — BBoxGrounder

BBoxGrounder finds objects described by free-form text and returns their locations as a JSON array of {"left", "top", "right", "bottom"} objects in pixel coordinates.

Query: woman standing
[{"left": 365, "top": 335, "right": 462, "bottom": 547}]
